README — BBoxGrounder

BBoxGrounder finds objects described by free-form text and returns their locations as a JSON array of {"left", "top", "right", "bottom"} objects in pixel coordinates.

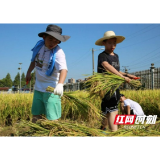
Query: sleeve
[
  {"left": 55, "top": 48, "right": 68, "bottom": 71},
  {"left": 98, "top": 53, "right": 109, "bottom": 65},
  {"left": 124, "top": 100, "right": 130, "bottom": 107},
  {"left": 115, "top": 53, "right": 119, "bottom": 59},
  {"left": 116, "top": 54, "right": 120, "bottom": 71}
]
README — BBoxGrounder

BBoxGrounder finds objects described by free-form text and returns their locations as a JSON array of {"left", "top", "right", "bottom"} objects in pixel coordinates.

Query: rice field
[{"left": 0, "top": 89, "right": 160, "bottom": 136}]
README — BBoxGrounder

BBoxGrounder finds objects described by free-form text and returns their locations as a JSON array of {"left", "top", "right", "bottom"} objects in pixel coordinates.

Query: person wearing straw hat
[
  {"left": 26, "top": 24, "right": 70, "bottom": 123},
  {"left": 95, "top": 31, "right": 136, "bottom": 131}
]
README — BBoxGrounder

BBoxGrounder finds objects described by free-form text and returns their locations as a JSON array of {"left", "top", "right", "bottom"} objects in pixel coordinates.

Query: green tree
[
  {"left": 0, "top": 78, "right": 5, "bottom": 87},
  {"left": 13, "top": 72, "right": 20, "bottom": 87},
  {"left": 4, "top": 73, "right": 12, "bottom": 88},
  {"left": 21, "top": 72, "right": 26, "bottom": 87}
]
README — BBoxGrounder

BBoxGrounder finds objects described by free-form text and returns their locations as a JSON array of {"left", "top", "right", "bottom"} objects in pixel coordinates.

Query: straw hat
[{"left": 95, "top": 31, "right": 125, "bottom": 46}]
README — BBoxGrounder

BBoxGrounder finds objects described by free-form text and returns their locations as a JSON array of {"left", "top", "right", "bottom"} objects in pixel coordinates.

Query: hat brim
[
  {"left": 95, "top": 36, "right": 125, "bottom": 46},
  {"left": 38, "top": 31, "right": 70, "bottom": 42}
]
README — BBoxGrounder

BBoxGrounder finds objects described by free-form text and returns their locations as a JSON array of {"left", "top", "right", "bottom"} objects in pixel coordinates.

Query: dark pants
[
  {"left": 101, "top": 89, "right": 120, "bottom": 113},
  {"left": 130, "top": 109, "right": 134, "bottom": 115}
]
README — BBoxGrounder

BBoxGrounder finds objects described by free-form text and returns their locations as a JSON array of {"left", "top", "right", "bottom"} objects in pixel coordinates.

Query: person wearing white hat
[{"left": 96, "top": 31, "right": 136, "bottom": 131}]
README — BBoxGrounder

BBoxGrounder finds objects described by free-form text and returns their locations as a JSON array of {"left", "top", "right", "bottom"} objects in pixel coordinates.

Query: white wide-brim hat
[{"left": 95, "top": 31, "right": 125, "bottom": 46}]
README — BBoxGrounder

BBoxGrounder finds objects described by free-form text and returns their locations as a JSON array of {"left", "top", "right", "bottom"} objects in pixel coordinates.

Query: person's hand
[
  {"left": 127, "top": 74, "right": 137, "bottom": 79},
  {"left": 26, "top": 72, "right": 31, "bottom": 83},
  {"left": 124, "top": 77, "right": 131, "bottom": 83},
  {"left": 54, "top": 83, "right": 63, "bottom": 97}
]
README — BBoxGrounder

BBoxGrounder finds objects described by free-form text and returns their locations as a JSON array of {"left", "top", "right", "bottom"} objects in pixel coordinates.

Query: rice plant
[
  {"left": 0, "top": 88, "right": 160, "bottom": 136},
  {"left": 46, "top": 86, "right": 102, "bottom": 127},
  {"left": 0, "top": 119, "right": 106, "bottom": 137},
  {"left": 84, "top": 71, "right": 142, "bottom": 99},
  {"left": 0, "top": 119, "right": 159, "bottom": 137}
]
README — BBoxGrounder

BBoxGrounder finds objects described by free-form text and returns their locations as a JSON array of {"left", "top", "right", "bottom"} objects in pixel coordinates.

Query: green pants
[{"left": 31, "top": 90, "right": 61, "bottom": 120}]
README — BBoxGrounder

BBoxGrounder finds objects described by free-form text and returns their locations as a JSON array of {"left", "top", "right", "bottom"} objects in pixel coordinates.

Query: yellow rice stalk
[
  {"left": 19, "top": 120, "right": 106, "bottom": 137},
  {"left": 84, "top": 71, "right": 142, "bottom": 99},
  {"left": 46, "top": 86, "right": 102, "bottom": 126}
]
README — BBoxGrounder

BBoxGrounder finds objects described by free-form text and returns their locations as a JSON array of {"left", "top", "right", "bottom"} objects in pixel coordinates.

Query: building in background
[
  {"left": 64, "top": 66, "right": 160, "bottom": 92},
  {"left": 129, "top": 66, "right": 160, "bottom": 89},
  {"left": 76, "top": 79, "right": 83, "bottom": 82},
  {"left": 68, "top": 78, "right": 75, "bottom": 83},
  {"left": 0, "top": 87, "right": 9, "bottom": 91}
]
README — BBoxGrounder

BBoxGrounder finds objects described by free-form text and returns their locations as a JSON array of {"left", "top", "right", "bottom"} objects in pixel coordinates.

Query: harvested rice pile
[
  {"left": 0, "top": 119, "right": 159, "bottom": 136},
  {"left": 0, "top": 120, "right": 105, "bottom": 137}
]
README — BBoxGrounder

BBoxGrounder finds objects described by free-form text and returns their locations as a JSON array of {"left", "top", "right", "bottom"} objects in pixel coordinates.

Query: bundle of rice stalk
[
  {"left": 46, "top": 86, "right": 102, "bottom": 124},
  {"left": 84, "top": 71, "right": 142, "bottom": 99}
]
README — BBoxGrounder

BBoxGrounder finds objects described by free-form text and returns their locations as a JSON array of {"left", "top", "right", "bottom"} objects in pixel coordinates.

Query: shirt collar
[
  {"left": 44, "top": 45, "right": 59, "bottom": 52},
  {"left": 44, "top": 45, "right": 51, "bottom": 52}
]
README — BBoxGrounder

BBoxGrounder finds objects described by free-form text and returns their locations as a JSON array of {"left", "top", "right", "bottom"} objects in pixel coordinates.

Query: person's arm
[
  {"left": 58, "top": 69, "right": 67, "bottom": 84},
  {"left": 102, "top": 61, "right": 131, "bottom": 83},
  {"left": 54, "top": 69, "right": 67, "bottom": 97},
  {"left": 120, "top": 102, "right": 125, "bottom": 115},
  {"left": 119, "top": 71, "right": 137, "bottom": 79},
  {"left": 54, "top": 49, "right": 68, "bottom": 97},
  {"left": 126, "top": 105, "right": 131, "bottom": 115},
  {"left": 26, "top": 61, "right": 35, "bottom": 82},
  {"left": 119, "top": 71, "right": 128, "bottom": 76}
]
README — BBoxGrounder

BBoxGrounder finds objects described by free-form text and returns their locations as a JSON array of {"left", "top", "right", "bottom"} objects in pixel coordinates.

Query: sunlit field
[{"left": 0, "top": 90, "right": 160, "bottom": 136}]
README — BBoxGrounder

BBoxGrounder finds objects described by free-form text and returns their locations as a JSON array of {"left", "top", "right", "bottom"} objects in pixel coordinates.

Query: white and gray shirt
[
  {"left": 124, "top": 99, "right": 144, "bottom": 116},
  {"left": 34, "top": 45, "right": 68, "bottom": 92}
]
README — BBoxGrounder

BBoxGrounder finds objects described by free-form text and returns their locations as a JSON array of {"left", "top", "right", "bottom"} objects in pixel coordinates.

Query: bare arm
[
  {"left": 58, "top": 69, "right": 67, "bottom": 84},
  {"left": 120, "top": 102, "right": 125, "bottom": 115},
  {"left": 119, "top": 71, "right": 127, "bottom": 76},
  {"left": 102, "top": 61, "right": 131, "bottom": 83},
  {"left": 119, "top": 71, "right": 137, "bottom": 79},
  {"left": 126, "top": 105, "right": 131, "bottom": 115},
  {"left": 26, "top": 61, "right": 35, "bottom": 82}
]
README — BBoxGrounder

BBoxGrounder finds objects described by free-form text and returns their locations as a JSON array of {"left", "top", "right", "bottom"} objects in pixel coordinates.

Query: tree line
[{"left": 0, "top": 72, "right": 35, "bottom": 88}]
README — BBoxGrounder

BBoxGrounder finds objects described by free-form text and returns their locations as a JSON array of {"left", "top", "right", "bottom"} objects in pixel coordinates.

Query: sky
[{"left": 0, "top": 23, "right": 160, "bottom": 82}]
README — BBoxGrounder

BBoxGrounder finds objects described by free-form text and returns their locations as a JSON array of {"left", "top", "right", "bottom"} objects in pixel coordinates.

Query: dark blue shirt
[{"left": 97, "top": 51, "right": 120, "bottom": 73}]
